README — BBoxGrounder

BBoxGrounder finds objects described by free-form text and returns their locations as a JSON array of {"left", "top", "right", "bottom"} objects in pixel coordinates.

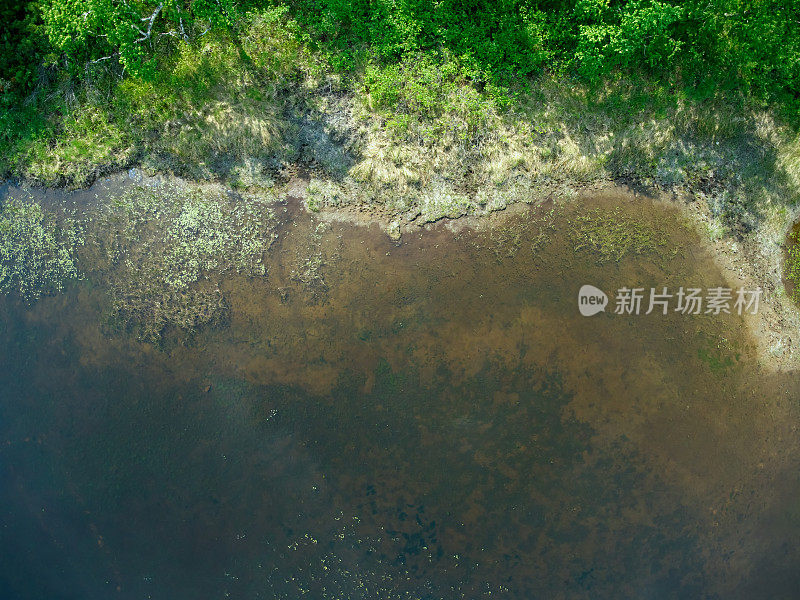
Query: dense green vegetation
[
  {"left": 5, "top": 0, "right": 799, "bottom": 104},
  {"left": 1, "top": 1, "right": 799, "bottom": 235}
]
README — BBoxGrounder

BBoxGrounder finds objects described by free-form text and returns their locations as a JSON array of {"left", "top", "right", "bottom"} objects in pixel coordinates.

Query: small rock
[{"left": 387, "top": 220, "right": 402, "bottom": 241}]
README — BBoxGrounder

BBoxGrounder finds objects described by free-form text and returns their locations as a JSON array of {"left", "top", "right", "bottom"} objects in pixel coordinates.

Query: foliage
[
  {"left": 1, "top": 0, "right": 799, "bottom": 206},
  {"left": 279, "top": 0, "right": 800, "bottom": 112},
  {"left": 3, "top": 0, "right": 799, "bottom": 108},
  {"left": 573, "top": 0, "right": 684, "bottom": 80},
  {"left": 38, "top": 0, "right": 239, "bottom": 77},
  {"left": 363, "top": 52, "right": 494, "bottom": 141},
  {"left": 0, "top": 1, "right": 48, "bottom": 95}
]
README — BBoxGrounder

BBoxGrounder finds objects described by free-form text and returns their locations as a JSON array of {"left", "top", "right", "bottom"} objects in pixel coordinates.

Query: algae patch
[
  {"left": 696, "top": 332, "right": 742, "bottom": 375},
  {"left": 568, "top": 207, "right": 676, "bottom": 264},
  {"left": 0, "top": 197, "right": 82, "bottom": 301},
  {"left": 783, "top": 223, "right": 800, "bottom": 305},
  {"left": 89, "top": 185, "right": 279, "bottom": 341}
]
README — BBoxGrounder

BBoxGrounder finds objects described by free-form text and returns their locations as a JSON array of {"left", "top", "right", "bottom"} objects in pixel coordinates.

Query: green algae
[
  {"left": 568, "top": 207, "right": 675, "bottom": 264},
  {"left": 696, "top": 332, "right": 742, "bottom": 374},
  {"left": 0, "top": 197, "right": 82, "bottom": 301},
  {"left": 784, "top": 224, "right": 800, "bottom": 304},
  {"left": 90, "top": 185, "right": 279, "bottom": 340}
]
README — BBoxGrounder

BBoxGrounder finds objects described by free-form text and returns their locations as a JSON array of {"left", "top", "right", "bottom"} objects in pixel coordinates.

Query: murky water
[{"left": 2, "top": 181, "right": 800, "bottom": 599}]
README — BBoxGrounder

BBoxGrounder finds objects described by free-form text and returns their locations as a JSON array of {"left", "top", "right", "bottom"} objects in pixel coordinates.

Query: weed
[{"left": 569, "top": 207, "right": 672, "bottom": 264}]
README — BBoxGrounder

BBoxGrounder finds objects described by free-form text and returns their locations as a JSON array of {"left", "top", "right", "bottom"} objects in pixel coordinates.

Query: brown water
[{"left": 1, "top": 182, "right": 800, "bottom": 599}]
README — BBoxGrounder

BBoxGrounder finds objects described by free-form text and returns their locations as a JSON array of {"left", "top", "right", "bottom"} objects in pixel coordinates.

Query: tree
[{"left": 39, "top": 0, "right": 239, "bottom": 77}]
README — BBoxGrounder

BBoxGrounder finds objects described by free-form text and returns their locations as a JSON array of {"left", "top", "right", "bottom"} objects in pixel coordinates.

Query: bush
[
  {"left": 573, "top": 0, "right": 684, "bottom": 80},
  {"left": 363, "top": 52, "right": 493, "bottom": 142}
]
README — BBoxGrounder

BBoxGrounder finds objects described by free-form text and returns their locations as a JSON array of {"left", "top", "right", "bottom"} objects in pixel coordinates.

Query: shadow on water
[{"left": 1, "top": 183, "right": 800, "bottom": 599}]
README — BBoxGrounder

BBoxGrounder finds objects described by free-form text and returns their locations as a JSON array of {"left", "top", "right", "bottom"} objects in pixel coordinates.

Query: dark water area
[{"left": 2, "top": 183, "right": 800, "bottom": 599}]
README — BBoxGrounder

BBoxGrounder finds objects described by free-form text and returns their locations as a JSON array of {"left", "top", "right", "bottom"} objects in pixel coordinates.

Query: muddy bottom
[{"left": 1, "top": 185, "right": 799, "bottom": 599}]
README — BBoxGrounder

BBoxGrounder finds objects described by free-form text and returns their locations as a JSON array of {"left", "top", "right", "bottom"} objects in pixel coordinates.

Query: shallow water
[{"left": 2, "top": 182, "right": 800, "bottom": 599}]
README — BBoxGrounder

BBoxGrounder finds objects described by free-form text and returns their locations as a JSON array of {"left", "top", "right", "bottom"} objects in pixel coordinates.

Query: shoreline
[
  {"left": 2, "top": 167, "right": 799, "bottom": 372},
  {"left": 276, "top": 171, "right": 800, "bottom": 374}
]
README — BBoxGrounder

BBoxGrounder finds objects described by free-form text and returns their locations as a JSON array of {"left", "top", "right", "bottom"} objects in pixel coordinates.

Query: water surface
[{"left": 2, "top": 184, "right": 799, "bottom": 599}]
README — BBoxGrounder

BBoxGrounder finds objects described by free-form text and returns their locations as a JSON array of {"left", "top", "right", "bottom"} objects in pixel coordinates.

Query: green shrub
[
  {"left": 573, "top": 0, "right": 684, "bottom": 80},
  {"left": 2, "top": 0, "right": 800, "bottom": 191},
  {"left": 0, "top": 1, "right": 48, "bottom": 95},
  {"left": 363, "top": 52, "right": 493, "bottom": 142}
]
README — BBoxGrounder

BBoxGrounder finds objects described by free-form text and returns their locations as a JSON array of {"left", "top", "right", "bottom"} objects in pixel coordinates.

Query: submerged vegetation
[
  {"left": 569, "top": 207, "right": 673, "bottom": 264},
  {"left": 0, "top": 184, "right": 278, "bottom": 340},
  {"left": 784, "top": 226, "right": 800, "bottom": 305},
  {"left": 695, "top": 332, "right": 742, "bottom": 375},
  {"left": 91, "top": 186, "right": 279, "bottom": 340},
  {"left": 0, "top": 197, "right": 81, "bottom": 301}
]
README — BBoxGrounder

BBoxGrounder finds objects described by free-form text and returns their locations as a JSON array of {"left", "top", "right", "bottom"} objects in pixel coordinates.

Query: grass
[
  {"left": 1, "top": 7, "right": 800, "bottom": 245},
  {"left": 319, "top": 70, "right": 800, "bottom": 232}
]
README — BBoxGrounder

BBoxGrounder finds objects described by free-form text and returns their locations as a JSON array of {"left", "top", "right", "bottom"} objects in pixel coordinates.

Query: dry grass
[
  {"left": 162, "top": 99, "right": 284, "bottom": 176},
  {"left": 302, "top": 74, "right": 800, "bottom": 231},
  {"left": 779, "top": 132, "right": 800, "bottom": 193}
]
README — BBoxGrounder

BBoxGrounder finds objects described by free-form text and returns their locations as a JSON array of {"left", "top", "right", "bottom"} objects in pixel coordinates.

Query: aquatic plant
[
  {"left": 93, "top": 185, "right": 278, "bottom": 341},
  {"left": 696, "top": 332, "right": 742, "bottom": 375},
  {"left": 569, "top": 207, "right": 671, "bottom": 264},
  {"left": 289, "top": 222, "right": 329, "bottom": 304},
  {"left": 0, "top": 197, "right": 81, "bottom": 301}
]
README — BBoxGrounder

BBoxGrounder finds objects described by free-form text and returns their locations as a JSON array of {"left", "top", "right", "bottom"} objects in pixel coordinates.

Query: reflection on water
[{"left": 1, "top": 187, "right": 800, "bottom": 599}]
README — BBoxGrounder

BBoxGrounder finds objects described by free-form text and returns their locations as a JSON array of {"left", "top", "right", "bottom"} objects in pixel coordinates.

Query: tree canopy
[{"left": 1, "top": 0, "right": 798, "bottom": 109}]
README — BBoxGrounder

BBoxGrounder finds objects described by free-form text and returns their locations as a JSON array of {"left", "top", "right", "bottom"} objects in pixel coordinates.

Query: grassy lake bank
[{"left": 4, "top": 169, "right": 800, "bottom": 372}]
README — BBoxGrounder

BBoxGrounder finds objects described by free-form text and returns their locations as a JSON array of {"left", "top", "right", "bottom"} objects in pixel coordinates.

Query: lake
[{"left": 1, "top": 180, "right": 799, "bottom": 599}]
